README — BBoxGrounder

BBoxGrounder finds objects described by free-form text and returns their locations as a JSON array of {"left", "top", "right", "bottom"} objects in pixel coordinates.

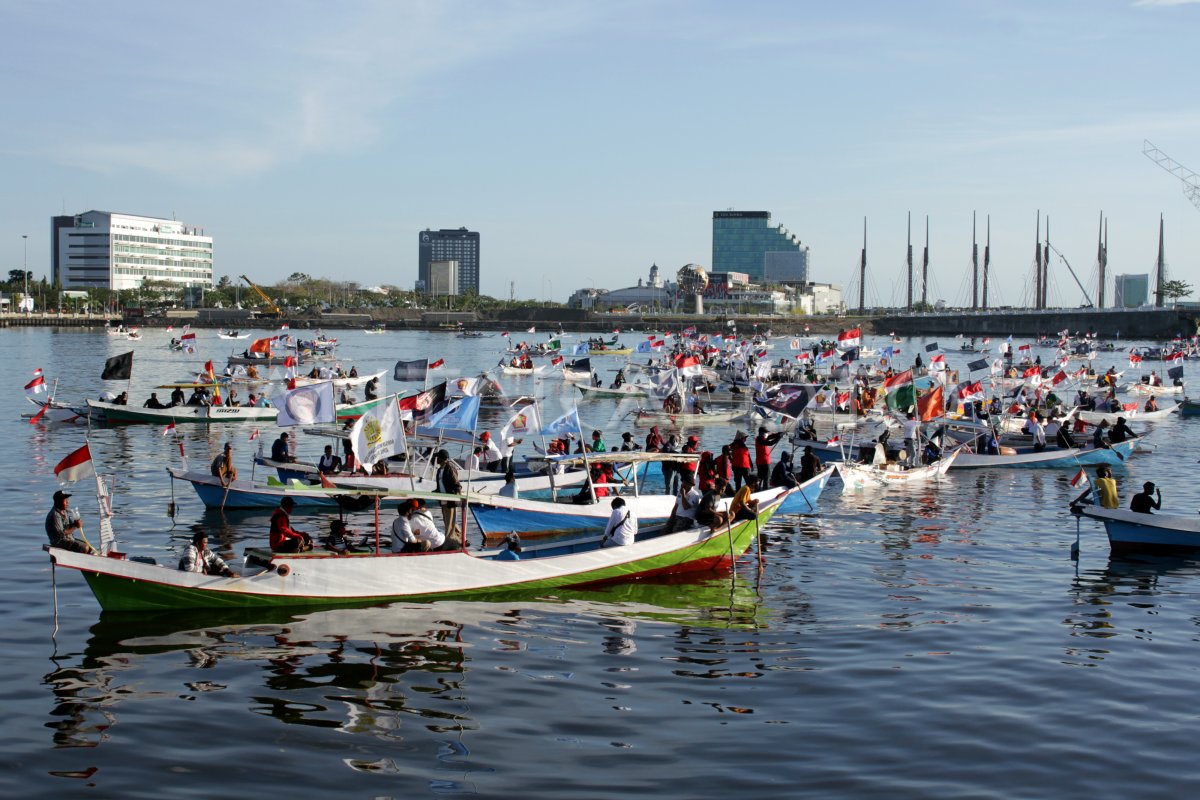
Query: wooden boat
[
  {"left": 218, "top": 330, "right": 251, "bottom": 340},
  {"left": 456, "top": 332, "right": 491, "bottom": 339},
  {"left": 949, "top": 439, "right": 1135, "bottom": 469},
  {"left": 1129, "top": 383, "right": 1184, "bottom": 396},
  {"left": 838, "top": 448, "right": 960, "bottom": 492},
  {"left": 632, "top": 408, "right": 749, "bottom": 427},
  {"left": 1071, "top": 505, "right": 1200, "bottom": 553},
  {"left": 126, "top": 331, "right": 142, "bottom": 341},
  {"left": 1076, "top": 403, "right": 1181, "bottom": 426},
  {"left": 23, "top": 397, "right": 92, "bottom": 424},
  {"left": 1180, "top": 397, "right": 1200, "bottom": 417},
  {"left": 86, "top": 395, "right": 388, "bottom": 425},
  {"left": 576, "top": 383, "right": 648, "bottom": 399},
  {"left": 500, "top": 364, "right": 545, "bottom": 376},
  {"left": 563, "top": 368, "right": 592, "bottom": 383},
  {"left": 589, "top": 347, "right": 633, "bottom": 356},
  {"left": 45, "top": 493, "right": 789, "bottom": 611}
]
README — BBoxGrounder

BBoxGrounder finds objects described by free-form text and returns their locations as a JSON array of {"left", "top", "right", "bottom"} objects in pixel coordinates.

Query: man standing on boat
[
  {"left": 45, "top": 490, "right": 96, "bottom": 555},
  {"left": 729, "top": 431, "right": 752, "bottom": 490},
  {"left": 754, "top": 426, "right": 784, "bottom": 485},
  {"left": 902, "top": 413, "right": 921, "bottom": 467},
  {"left": 435, "top": 450, "right": 462, "bottom": 547}
]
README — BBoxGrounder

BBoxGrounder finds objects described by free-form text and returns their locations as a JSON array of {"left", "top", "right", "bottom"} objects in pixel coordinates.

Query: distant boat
[{"left": 218, "top": 330, "right": 251, "bottom": 340}]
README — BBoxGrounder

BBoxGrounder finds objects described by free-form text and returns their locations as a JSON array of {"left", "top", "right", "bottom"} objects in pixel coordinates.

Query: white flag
[
  {"left": 501, "top": 404, "right": 542, "bottom": 441},
  {"left": 351, "top": 396, "right": 404, "bottom": 470},
  {"left": 274, "top": 381, "right": 336, "bottom": 427}
]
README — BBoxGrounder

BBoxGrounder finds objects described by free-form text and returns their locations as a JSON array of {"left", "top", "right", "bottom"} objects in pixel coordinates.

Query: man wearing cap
[
  {"left": 435, "top": 450, "right": 462, "bottom": 546},
  {"left": 211, "top": 442, "right": 238, "bottom": 487},
  {"left": 270, "top": 497, "right": 312, "bottom": 552},
  {"left": 729, "top": 431, "right": 752, "bottom": 490},
  {"left": 45, "top": 490, "right": 96, "bottom": 554},
  {"left": 479, "top": 431, "right": 503, "bottom": 472},
  {"left": 754, "top": 426, "right": 784, "bottom": 485},
  {"left": 619, "top": 432, "right": 640, "bottom": 452}
]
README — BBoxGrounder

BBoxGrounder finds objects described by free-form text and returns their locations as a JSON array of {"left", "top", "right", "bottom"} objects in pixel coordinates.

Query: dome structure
[{"left": 677, "top": 264, "right": 709, "bottom": 295}]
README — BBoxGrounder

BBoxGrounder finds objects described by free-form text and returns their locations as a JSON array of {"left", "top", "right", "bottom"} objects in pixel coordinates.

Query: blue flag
[
  {"left": 636, "top": 340, "right": 653, "bottom": 354},
  {"left": 541, "top": 408, "right": 582, "bottom": 437},
  {"left": 426, "top": 395, "right": 481, "bottom": 431},
  {"left": 572, "top": 342, "right": 590, "bottom": 356}
]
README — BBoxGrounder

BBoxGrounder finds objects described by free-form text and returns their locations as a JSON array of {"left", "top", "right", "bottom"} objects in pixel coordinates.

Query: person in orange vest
[
  {"left": 754, "top": 426, "right": 784, "bottom": 485},
  {"left": 730, "top": 431, "right": 752, "bottom": 490}
]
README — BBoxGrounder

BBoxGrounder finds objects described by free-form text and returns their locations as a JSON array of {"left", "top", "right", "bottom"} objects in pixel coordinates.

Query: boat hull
[
  {"left": 89, "top": 396, "right": 387, "bottom": 424},
  {"left": 50, "top": 500, "right": 782, "bottom": 611},
  {"left": 1074, "top": 506, "right": 1200, "bottom": 553}
]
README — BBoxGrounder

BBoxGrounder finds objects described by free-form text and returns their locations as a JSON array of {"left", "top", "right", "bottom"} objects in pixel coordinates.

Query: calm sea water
[{"left": 3, "top": 325, "right": 1199, "bottom": 799}]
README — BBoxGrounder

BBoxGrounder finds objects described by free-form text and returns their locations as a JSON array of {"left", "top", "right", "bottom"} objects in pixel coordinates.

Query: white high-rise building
[{"left": 52, "top": 211, "right": 213, "bottom": 290}]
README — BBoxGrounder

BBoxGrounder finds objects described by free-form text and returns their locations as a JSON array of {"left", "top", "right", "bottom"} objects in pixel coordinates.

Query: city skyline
[{"left": 2, "top": 1, "right": 1199, "bottom": 306}]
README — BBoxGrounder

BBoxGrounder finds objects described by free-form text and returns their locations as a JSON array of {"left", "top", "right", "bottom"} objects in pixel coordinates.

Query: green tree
[{"left": 1161, "top": 279, "right": 1193, "bottom": 302}]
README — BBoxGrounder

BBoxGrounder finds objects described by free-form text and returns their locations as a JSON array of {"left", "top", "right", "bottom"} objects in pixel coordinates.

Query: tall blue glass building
[{"left": 711, "top": 211, "right": 809, "bottom": 283}]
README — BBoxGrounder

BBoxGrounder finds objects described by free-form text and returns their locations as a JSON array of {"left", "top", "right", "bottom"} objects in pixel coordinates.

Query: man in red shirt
[
  {"left": 730, "top": 431, "right": 752, "bottom": 490},
  {"left": 754, "top": 426, "right": 784, "bottom": 485},
  {"left": 270, "top": 497, "right": 312, "bottom": 552}
]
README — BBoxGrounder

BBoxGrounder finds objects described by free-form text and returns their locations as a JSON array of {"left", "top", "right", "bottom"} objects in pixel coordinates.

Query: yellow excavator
[{"left": 239, "top": 275, "right": 282, "bottom": 317}]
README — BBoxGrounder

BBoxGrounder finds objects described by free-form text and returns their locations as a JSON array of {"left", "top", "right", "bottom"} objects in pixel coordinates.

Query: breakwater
[{"left": 874, "top": 307, "right": 1198, "bottom": 340}]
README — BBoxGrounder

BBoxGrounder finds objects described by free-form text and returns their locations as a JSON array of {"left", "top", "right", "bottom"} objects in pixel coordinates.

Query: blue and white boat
[{"left": 1072, "top": 505, "right": 1200, "bottom": 553}]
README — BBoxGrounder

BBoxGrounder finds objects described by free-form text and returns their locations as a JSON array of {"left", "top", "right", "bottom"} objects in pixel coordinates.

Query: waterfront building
[
  {"left": 1114, "top": 273, "right": 1150, "bottom": 308},
  {"left": 418, "top": 228, "right": 479, "bottom": 295},
  {"left": 568, "top": 264, "right": 676, "bottom": 311},
  {"left": 712, "top": 211, "right": 810, "bottom": 283},
  {"left": 428, "top": 260, "right": 459, "bottom": 296},
  {"left": 52, "top": 211, "right": 213, "bottom": 291}
]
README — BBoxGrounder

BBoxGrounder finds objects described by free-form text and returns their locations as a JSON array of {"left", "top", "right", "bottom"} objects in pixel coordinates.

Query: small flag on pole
[
  {"left": 249, "top": 428, "right": 260, "bottom": 441},
  {"left": 162, "top": 422, "right": 176, "bottom": 437},
  {"left": 1070, "top": 468, "right": 1087, "bottom": 488},
  {"left": 429, "top": 358, "right": 445, "bottom": 370},
  {"left": 54, "top": 443, "right": 96, "bottom": 483}
]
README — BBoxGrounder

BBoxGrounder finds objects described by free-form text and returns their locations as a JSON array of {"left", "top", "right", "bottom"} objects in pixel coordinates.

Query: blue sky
[{"left": 2, "top": 0, "right": 1198, "bottom": 306}]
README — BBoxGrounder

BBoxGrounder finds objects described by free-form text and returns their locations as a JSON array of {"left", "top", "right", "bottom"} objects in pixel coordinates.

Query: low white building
[{"left": 52, "top": 210, "right": 213, "bottom": 291}]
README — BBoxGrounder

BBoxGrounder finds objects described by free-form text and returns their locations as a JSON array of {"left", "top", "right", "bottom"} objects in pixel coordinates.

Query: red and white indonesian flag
[
  {"left": 837, "top": 327, "right": 862, "bottom": 348},
  {"left": 429, "top": 358, "right": 445, "bottom": 370},
  {"left": 1129, "top": 354, "right": 1143, "bottom": 367},
  {"left": 1070, "top": 468, "right": 1088, "bottom": 488},
  {"left": 882, "top": 369, "right": 913, "bottom": 393},
  {"left": 982, "top": 337, "right": 991, "bottom": 345},
  {"left": 162, "top": 422, "right": 176, "bottom": 437},
  {"left": 54, "top": 443, "right": 96, "bottom": 483},
  {"left": 675, "top": 354, "right": 703, "bottom": 377},
  {"left": 24, "top": 368, "right": 46, "bottom": 397},
  {"left": 1051, "top": 370, "right": 1069, "bottom": 386},
  {"left": 249, "top": 428, "right": 260, "bottom": 441},
  {"left": 958, "top": 381, "right": 984, "bottom": 402},
  {"left": 795, "top": 351, "right": 812, "bottom": 361},
  {"left": 1166, "top": 351, "right": 1185, "bottom": 365},
  {"left": 930, "top": 354, "right": 947, "bottom": 370},
  {"left": 550, "top": 355, "right": 564, "bottom": 366},
  {"left": 1018, "top": 343, "right": 1031, "bottom": 353},
  {"left": 181, "top": 331, "right": 196, "bottom": 342},
  {"left": 1023, "top": 365, "right": 1042, "bottom": 378}
]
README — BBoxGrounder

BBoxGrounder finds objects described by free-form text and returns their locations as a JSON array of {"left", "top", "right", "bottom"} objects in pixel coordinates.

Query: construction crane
[
  {"left": 1143, "top": 140, "right": 1200, "bottom": 212},
  {"left": 239, "top": 275, "right": 282, "bottom": 317}
]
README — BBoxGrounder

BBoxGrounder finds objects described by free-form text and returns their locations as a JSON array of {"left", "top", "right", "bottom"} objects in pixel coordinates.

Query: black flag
[
  {"left": 101, "top": 351, "right": 134, "bottom": 380},
  {"left": 967, "top": 358, "right": 989, "bottom": 372},
  {"left": 755, "top": 383, "right": 817, "bottom": 420},
  {"left": 393, "top": 358, "right": 429, "bottom": 382},
  {"left": 1168, "top": 365, "right": 1184, "bottom": 380},
  {"left": 925, "top": 342, "right": 940, "bottom": 352}
]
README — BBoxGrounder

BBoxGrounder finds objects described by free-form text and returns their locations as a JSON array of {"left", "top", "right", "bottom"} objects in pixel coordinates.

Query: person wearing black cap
[
  {"left": 45, "top": 490, "right": 95, "bottom": 554},
  {"left": 619, "top": 432, "right": 640, "bottom": 452},
  {"left": 754, "top": 426, "right": 784, "bottom": 485},
  {"left": 434, "top": 450, "right": 462, "bottom": 546},
  {"left": 1130, "top": 482, "right": 1161, "bottom": 514}
]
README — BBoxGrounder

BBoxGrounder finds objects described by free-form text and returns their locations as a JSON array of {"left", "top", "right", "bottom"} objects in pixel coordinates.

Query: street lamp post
[{"left": 22, "top": 234, "right": 28, "bottom": 313}]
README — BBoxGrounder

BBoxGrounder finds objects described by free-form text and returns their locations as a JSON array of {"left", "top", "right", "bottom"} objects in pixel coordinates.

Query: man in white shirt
[
  {"left": 392, "top": 500, "right": 446, "bottom": 552},
  {"left": 480, "top": 432, "right": 503, "bottom": 471},
  {"left": 1030, "top": 414, "right": 1047, "bottom": 452},
  {"left": 498, "top": 471, "right": 519, "bottom": 499},
  {"left": 391, "top": 506, "right": 416, "bottom": 553},
  {"left": 464, "top": 447, "right": 483, "bottom": 472},
  {"left": 602, "top": 497, "right": 638, "bottom": 547},
  {"left": 668, "top": 473, "right": 701, "bottom": 532},
  {"left": 499, "top": 436, "right": 521, "bottom": 473}
]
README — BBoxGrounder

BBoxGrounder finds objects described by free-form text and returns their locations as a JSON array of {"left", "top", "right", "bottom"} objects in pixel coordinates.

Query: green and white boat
[
  {"left": 46, "top": 492, "right": 789, "bottom": 611},
  {"left": 85, "top": 395, "right": 389, "bottom": 424}
]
